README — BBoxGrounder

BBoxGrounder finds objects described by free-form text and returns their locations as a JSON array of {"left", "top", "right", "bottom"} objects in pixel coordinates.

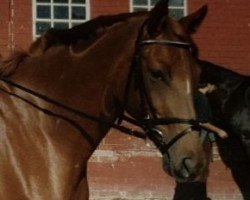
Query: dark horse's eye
[{"left": 150, "top": 70, "right": 165, "bottom": 82}]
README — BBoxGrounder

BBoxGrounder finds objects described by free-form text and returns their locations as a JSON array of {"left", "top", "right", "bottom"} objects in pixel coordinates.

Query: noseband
[{"left": 122, "top": 20, "right": 200, "bottom": 154}]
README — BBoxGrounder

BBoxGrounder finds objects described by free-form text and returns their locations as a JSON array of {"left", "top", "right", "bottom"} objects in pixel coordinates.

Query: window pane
[
  {"left": 54, "top": 6, "right": 68, "bottom": 19},
  {"left": 169, "top": 9, "right": 184, "bottom": 19},
  {"left": 72, "top": 6, "right": 85, "bottom": 19},
  {"left": 54, "top": 0, "right": 68, "bottom": 3},
  {"left": 72, "top": 0, "right": 85, "bottom": 3},
  {"left": 133, "top": 7, "right": 148, "bottom": 12},
  {"left": 133, "top": 0, "right": 147, "bottom": 5},
  {"left": 151, "top": 0, "right": 161, "bottom": 6},
  {"left": 36, "top": 22, "right": 51, "bottom": 35},
  {"left": 37, "top": 0, "right": 50, "bottom": 2},
  {"left": 169, "top": 0, "right": 184, "bottom": 7},
  {"left": 37, "top": 5, "right": 51, "bottom": 19},
  {"left": 150, "top": 0, "right": 184, "bottom": 7},
  {"left": 54, "top": 22, "right": 69, "bottom": 29}
]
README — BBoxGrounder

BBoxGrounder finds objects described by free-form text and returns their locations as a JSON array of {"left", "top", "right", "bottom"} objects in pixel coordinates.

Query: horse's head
[
  {"left": 199, "top": 59, "right": 246, "bottom": 90},
  {"left": 125, "top": 1, "right": 209, "bottom": 182}
]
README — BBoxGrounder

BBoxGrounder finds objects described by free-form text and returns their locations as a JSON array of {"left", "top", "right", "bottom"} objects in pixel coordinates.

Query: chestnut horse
[{"left": 0, "top": 1, "right": 209, "bottom": 199}]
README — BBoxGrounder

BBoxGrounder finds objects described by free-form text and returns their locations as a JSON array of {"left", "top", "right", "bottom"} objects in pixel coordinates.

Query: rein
[{"left": 0, "top": 76, "right": 147, "bottom": 142}]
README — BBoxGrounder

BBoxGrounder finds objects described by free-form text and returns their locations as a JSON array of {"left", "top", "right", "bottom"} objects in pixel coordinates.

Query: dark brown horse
[
  {"left": 200, "top": 60, "right": 250, "bottom": 200},
  {"left": 174, "top": 60, "right": 250, "bottom": 200},
  {"left": 0, "top": 1, "right": 209, "bottom": 199}
]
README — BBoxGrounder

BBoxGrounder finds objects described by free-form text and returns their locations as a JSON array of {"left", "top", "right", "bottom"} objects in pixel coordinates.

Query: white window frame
[
  {"left": 32, "top": 0, "right": 90, "bottom": 39},
  {"left": 130, "top": 0, "right": 187, "bottom": 18}
]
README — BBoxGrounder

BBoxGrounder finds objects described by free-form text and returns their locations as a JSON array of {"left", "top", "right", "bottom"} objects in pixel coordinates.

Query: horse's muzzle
[
  {"left": 147, "top": 127, "right": 207, "bottom": 182},
  {"left": 162, "top": 151, "right": 204, "bottom": 182}
]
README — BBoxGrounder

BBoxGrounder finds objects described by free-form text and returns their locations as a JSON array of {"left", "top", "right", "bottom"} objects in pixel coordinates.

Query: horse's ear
[
  {"left": 179, "top": 5, "right": 208, "bottom": 34},
  {"left": 146, "top": 0, "right": 169, "bottom": 37}
]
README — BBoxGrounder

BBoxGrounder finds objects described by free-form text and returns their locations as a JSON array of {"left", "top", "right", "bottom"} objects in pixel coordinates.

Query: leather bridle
[{"left": 121, "top": 20, "right": 200, "bottom": 154}]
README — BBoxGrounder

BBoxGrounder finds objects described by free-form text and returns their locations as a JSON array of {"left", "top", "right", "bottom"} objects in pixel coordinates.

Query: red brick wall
[
  {"left": 190, "top": 0, "right": 250, "bottom": 75},
  {"left": 91, "top": 0, "right": 129, "bottom": 18},
  {"left": 0, "top": 0, "right": 11, "bottom": 56},
  {"left": 0, "top": 1, "right": 249, "bottom": 199},
  {"left": 12, "top": 0, "right": 32, "bottom": 51},
  {"left": 0, "top": 0, "right": 32, "bottom": 57}
]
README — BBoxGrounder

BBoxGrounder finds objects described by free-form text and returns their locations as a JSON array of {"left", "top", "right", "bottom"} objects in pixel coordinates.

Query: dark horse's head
[
  {"left": 124, "top": 1, "right": 209, "bottom": 182},
  {"left": 198, "top": 60, "right": 246, "bottom": 86}
]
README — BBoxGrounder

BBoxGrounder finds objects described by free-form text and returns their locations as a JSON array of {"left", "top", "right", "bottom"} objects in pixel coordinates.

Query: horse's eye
[{"left": 150, "top": 70, "right": 165, "bottom": 82}]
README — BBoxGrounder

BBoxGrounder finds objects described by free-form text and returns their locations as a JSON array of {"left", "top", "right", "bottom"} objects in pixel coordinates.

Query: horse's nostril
[
  {"left": 173, "top": 157, "right": 195, "bottom": 180},
  {"left": 182, "top": 157, "right": 193, "bottom": 178}
]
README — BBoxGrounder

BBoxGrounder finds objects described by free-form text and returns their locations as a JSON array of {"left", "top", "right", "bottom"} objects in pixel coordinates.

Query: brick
[{"left": 0, "top": 1, "right": 249, "bottom": 199}]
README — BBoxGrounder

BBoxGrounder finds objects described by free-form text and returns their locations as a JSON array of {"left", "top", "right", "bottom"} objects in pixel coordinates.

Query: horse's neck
[
  {"left": 0, "top": 19, "right": 145, "bottom": 197},
  {"left": 11, "top": 18, "right": 142, "bottom": 130}
]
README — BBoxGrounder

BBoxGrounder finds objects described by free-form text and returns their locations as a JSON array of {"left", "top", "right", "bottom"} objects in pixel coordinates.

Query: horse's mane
[
  {"left": 199, "top": 60, "right": 250, "bottom": 90},
  {"left": 199, "top": 60, "right": 249, "bottom": 78},
  {"left": 29, "top": 12, "right": 147, "bottom": 56},
  {"left": 0, "top": 11, "right": 147, "bottom": 77}
]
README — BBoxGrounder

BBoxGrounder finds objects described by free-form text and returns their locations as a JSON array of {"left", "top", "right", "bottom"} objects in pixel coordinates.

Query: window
[
  {"left": 130, "top": 0, "right": 187, "bottom": 20},
  {"left": 33, "top": 0, "right": 90, "bottom": 38}
]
